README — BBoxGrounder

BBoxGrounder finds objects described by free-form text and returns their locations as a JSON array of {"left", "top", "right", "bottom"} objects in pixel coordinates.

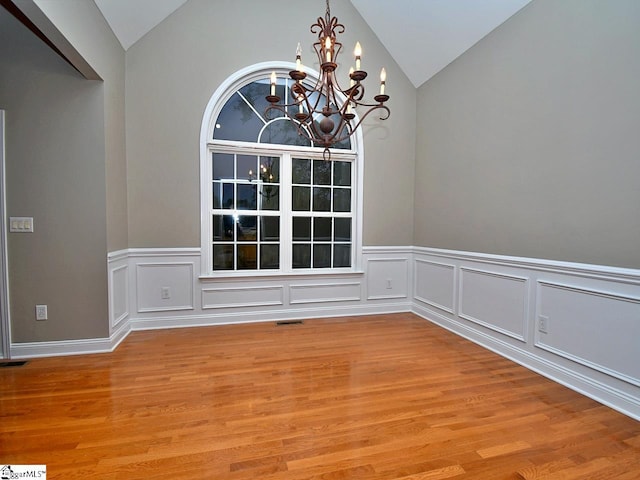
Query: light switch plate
[{"left": 10, "top": 217, "right": 34, "bottom": 232}]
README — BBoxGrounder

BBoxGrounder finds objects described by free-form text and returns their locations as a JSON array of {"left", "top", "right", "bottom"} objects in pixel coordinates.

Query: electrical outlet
[
  {"left": 35, "top": 304, "right": 48, "bottom": 321},
  {"left": 538, "top": 315, "right": 549, "bottom": 334},
  {"left": 386, "top": 279, "right": 392, "bottom": 289},
  {"left": 161, "top": 287, "right": 171, "bottom": 299}
]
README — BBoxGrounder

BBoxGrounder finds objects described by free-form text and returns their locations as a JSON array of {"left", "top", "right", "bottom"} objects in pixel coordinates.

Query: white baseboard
[
  {"left": 130, "top": 301, "right": 412, "bottom": 331},
  {"left": 11, "top": 320, "right": 130, "bottom": 359}
]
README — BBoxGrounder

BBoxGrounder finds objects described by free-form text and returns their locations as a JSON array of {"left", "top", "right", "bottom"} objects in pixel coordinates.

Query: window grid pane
[
  {"left": 289, "top": 157, "right": 353, "bottom": 270},
  {"left": 211, "top": 152, "right": 281, "bottom": 271}
]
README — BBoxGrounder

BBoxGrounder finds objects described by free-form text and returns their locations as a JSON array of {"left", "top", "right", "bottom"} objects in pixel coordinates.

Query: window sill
[{"left": 199, "top": 269, "right": 365, "bottom": 282}]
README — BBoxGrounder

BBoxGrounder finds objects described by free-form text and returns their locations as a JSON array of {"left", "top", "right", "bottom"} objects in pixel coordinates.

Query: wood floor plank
[{"left": 1, "top": 313, "right": 638, "bottom": 479}]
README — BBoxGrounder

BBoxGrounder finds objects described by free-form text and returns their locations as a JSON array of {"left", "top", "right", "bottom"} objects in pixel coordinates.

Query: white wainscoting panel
[
  {"left": 366, "top": 258, "right": 409, "bottom": 300},
  {"left": 536, "top": 281, "right": 640, "bottom": 388},
  {"left": 123, "top": 248, "right": 409, "bottom": 330},
  {"left": 289, "top": 281, "right": 362, "bottom": 304},
  {"left": 109, "top": 264, "right": 129, "bottom": 330},
  {"left": 459, "top": 267, "right": 529, "bottom": 342},
  {"left": 202, "top": 285, "right": 284, "bottom": 309},
  {"left": 412, "top": 246, "right": 640, "bottom": 421},
  {"left": 30, "top": 245, "right": 636, "bottom": 421},
  {"left": 136, "top": 262, "right": 194, "bottom": 312},
  {"left": 414, "top": 259, "right": 455, "bottom": 314}
]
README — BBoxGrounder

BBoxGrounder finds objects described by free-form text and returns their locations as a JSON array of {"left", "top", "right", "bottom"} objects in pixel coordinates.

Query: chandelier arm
[
  {"left": 264, "top": 103, "right": 300, "bottom": 120},
  {"left": 332, "top": 115, "right": 350, "bottom": 144},
  {"left": 352, "top": 102, "right": 391, "bottom": 120},
  {"left": 296, "top": 79, "right": 325, "bottom": 119},
  {"left": 294, "top": 82, "right": 327, "bottom": 118},
  {"left": 326, "top": 72, "right": 338, "bottom": 105},
  {"left": 332, "top": 41, "right": 343, "bottom": 63},
  {"left": 295, "top": 94, "right": 322, "bottom": 138},
  {"left": 330, "top": 104, "right": 391, "bottom": 145},
  {"left": 291, "top": 80, "right": 313, "bottom": 94},
  {"left": 321, "top": 72, "right": 331, "bottom": 112},
  {"left": 346, "top": 84, "right": 365, "bottom": 103},
  {"left": 297, "top": 53, "right": 324, "bottom": 94},
  {"left": 292, "top": 121, "right": 317, "bottom": 145},
  {"left": 265, "top": 99, "right": 308, "bottom": 110},
  {"left": 320, "top": 69, "right": 361, "bottom": 108},
  {"left": 318, "top": 59, "right": 350, "bottom": 97},
  {"left": 263, "top": 104, "right": 319, "bottom": 146},
  {"left": 316, "top": 69, "right": 340, "bottom": 116},
  {"left": 308, "top": 99, "right": 324, "bottom": 119},
  {"left": 263, "top": 104, "right": 288, "bottom": 122},
  {"left": 339, "top": 96, "right": 354, "bottom": 118},
  {"left": 266, "top": 97, "right": 324, "bottom": 147},
  {"left": 263, "top": 104, "right": 281, "bottom": 121},
  {"left": 291, "top": 81, "right": 311, "bottom": 107},
  {"left": 311, "top": 42, "right": 323, "bottom": 65}
]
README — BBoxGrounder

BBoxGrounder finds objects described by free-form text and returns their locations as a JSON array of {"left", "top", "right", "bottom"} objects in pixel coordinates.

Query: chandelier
[{"left": 265, "top": 0, "right": 390, "bottom": 160}]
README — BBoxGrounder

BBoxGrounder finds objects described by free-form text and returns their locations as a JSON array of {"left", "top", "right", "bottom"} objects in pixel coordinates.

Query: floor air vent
[
  {"left": 276, "top": 320, "right": 304, "bottom": 326},
  {"left": 0, "top": 361, "right": 28, "bottom": 368}
]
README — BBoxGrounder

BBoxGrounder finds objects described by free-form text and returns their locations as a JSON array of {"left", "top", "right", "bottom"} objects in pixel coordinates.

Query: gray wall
[
  {"left": 414, "top": 0, "right": 640, "bottom": 269},
  {"left": 125, "top": 0, "right": 416, "bottom": 247},
  {"left": 33, "top": 0, "right": 128, "bottom": 252},
  {"left": 0, "top": 8, "right": 109, "bottom": 341}
]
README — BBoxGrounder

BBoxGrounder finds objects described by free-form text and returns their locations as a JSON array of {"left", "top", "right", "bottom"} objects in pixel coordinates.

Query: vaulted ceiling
[{"left": 95, "top": 0, "right": 531, "bottom": 88}]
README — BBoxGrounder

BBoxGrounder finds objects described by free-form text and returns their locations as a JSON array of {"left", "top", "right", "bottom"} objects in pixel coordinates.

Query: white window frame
[{"left": 199, "top": 62, "right": 364, "bottom": 278}]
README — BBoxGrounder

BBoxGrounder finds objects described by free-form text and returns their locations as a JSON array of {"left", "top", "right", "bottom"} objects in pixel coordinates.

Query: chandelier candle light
[{"left": 265, "top": 0, "right": 390, "bottom": 160}]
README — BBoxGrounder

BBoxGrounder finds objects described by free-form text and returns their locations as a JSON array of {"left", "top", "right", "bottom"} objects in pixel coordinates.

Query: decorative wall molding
[
  {"left": 121, "top": 248, "right": 409, "bottom": 330},
  {"left": 366, "top": 257, "right": 409, "bottom": 300},
  {"left": 535, "top": 280, "right": 640, "bottom": 388},
  {"left": 412, "top": 247, "right": 640, "bottom": 421},
  {"left": 289, "top": 281, "right": 362, "bottom": 304},
  {"left": 107, "top": 249, "right": 129, "bottom": 263},
  {"left": 12, "top": 246, "right": 640, "bottom": 421},
  {"left": 109, "top": 264, "right": 129, "bottom": 330},
  {"left": 108, "top": 252, "right": 129, "bottom": 335},
  {"left": 414, "top": 258, "right": 456, "bottom": 314},
  {"left": 136, "top": 262, "right": 195, "bottom": 313},
  {"left": 126, "top": 247, "right": 201, "bottom": 258},
  {"left": 458, "top": 267, "right": 529, "bottom": 342},
  {"left": 202, "top": 285, "right": 284, "bottom": 309},
  {"left": 363, "top": 246, "right": 414, "bottom": 255}
]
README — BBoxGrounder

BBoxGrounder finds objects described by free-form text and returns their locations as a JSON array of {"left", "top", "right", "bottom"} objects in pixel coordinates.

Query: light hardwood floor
[{"left": 1, "top": 313, "right": 639, "bottom": 479}]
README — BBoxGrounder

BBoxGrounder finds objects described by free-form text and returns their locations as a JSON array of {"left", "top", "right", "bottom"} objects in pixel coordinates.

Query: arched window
[{"left": 200, "top": 63, "right": 363, "bottom": 276}]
